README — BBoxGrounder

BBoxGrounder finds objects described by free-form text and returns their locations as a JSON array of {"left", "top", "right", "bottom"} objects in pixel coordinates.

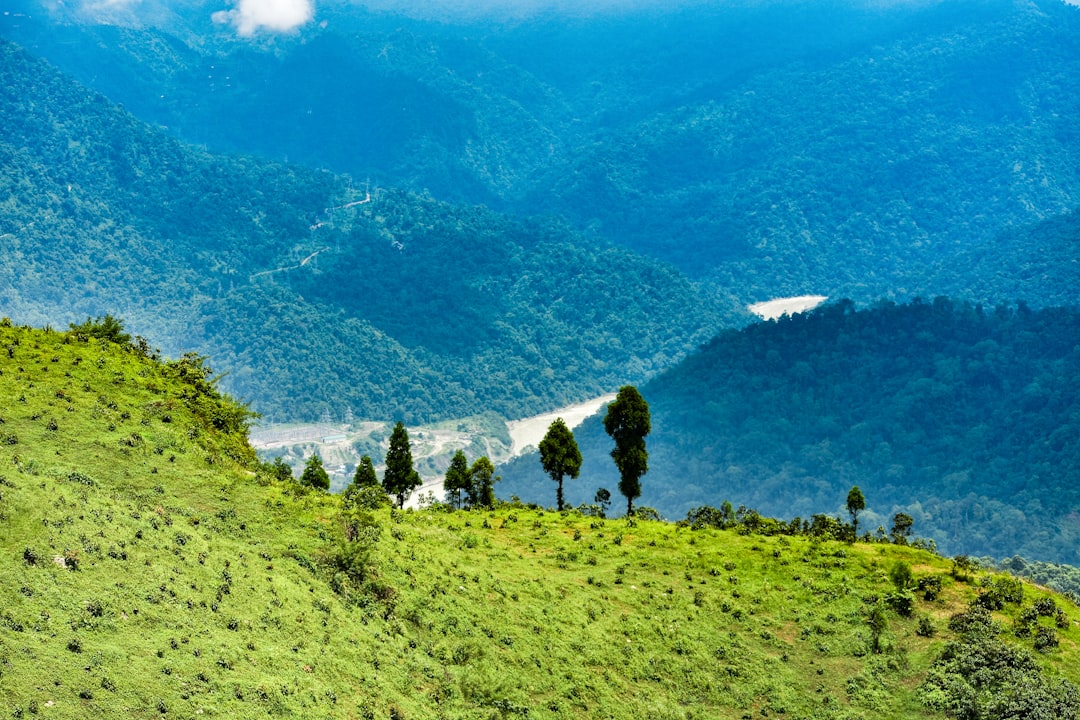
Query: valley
[{"left": 250, "top": 392, "right": 620, "bottom": 505}]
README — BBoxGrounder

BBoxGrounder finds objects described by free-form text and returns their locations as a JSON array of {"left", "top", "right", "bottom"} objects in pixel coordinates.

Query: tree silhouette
[
  {"left": 539, "top": 418, "right": 582, "bottom": 511},
  {"left": 847, "top": 486, "right": 866, "bottom": 541},
  {"left": 604, "top": 386, "right": 651, "bottom": 516}
]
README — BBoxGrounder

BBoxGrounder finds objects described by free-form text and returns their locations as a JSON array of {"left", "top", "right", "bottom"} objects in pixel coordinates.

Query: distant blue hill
[{"left": 499, "top": 297, "right": 1080, "bottom": 564}]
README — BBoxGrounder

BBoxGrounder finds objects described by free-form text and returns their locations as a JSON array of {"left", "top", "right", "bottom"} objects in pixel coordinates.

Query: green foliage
[
  {"left": 468, "top": 457, "right": 499, "bottom": 510},
  {"left": 890, "top": 512, "right": 914, "bottom": 545},
  {"left": 383, "top": 422, "right": 420, "bottom": 509},
  {"left": 343, "top": 455, "right": 382, "bottom": 507},
  {"left": 867, "top": 604, "right": 888, "bottom": 654},
  {"left": 538, "top": 417, "right": 582, "bottom": 511},
  {"left": 889, "top": 561, "right": 913, "bottom": 592},
  {"left": 847, "top": 486, "right": 866, "bottom": 540},
  {"left": 300, "top": 454, "right": 330, "bottom": 491},
  {"left": 67, "top": 315, "right": 131, "bottom": 347},
  {"left": 603, "top": 385, "right": 651, "bottom": 516},
  {"left": 442, "top": 450, "right": 470, "bottom": 510},
  {"left": 920, "top": 600, "right": 1079, "bottom": 719}
]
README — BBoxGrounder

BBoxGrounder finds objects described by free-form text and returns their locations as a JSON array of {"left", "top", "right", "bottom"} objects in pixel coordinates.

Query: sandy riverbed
[
  {"left": 506, "top": 393, "right": 617, "bottom": 456},
  {"left": 748, "top": 295, "right": 828, "bottom": 320}
]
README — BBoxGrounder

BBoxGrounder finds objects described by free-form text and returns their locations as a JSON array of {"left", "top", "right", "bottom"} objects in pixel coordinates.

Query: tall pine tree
[
  {"left": 383, "top": 422, "right": 421, "bottom": 509},
  {"left": 603, "top": 386, "right": 651, "bottom": 516}
]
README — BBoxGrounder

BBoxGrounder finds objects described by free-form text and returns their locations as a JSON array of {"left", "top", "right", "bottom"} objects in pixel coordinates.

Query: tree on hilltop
[
  {"left": 847, "top": 486, "right": 866, "bottom": 541},
  {"left": 539, "top": 417, "right": 582, "bottom": 511},
  {"left": 383, "top": 421, "right": 421, "bottom": 509},
  {"left": 604, "top": 385, "right": 650, "bottom": 516},
  {"left": 891, "top": 512, "right": 914, "bottom": 545}
]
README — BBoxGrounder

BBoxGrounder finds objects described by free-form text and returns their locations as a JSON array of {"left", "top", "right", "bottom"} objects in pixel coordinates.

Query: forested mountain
[
  {"left": 0, "top": 37, "right": 727, "bottom": 422},
  {"left": 1, "top": 320, "right": 1079, "bottom": 719},
  {"left": 4, "top": 0, "right": 1078, "bottom": 306},
  {"left": 500, "top": 299, "right": 1080, "bottom": 563}
]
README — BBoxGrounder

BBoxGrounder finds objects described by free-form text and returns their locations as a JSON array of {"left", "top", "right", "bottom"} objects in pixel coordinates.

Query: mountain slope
[
  {"left": 5, "top": 0, "right": 1078, "bottom": 305},
  {"left": 1, "top": 320, "right": 1079, "bottom": 719},
  {"left": 499, "top": 299, "right": 1080, "bottom": 563},
  {"left": 0, "top": 37, "right": 728, "bottom": 422}
]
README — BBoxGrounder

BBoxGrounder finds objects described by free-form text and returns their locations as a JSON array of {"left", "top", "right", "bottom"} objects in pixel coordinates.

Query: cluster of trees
[
  {"left": 683, "top": 485, "right": 925, "bottom": 549},
  {"left": 297, "top": 384, "right": 652, "bottom": 517},
  {"left": 536, "top": 385, "right": 652, "bottom": 515},
  {"left": 284, "top": 422, "right": 424, "bottom": 509}
]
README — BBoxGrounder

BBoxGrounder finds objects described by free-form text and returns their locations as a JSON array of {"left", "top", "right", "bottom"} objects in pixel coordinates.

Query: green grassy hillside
[{"left": 1, "top": 319, "right": 1078, "bottom": 719}]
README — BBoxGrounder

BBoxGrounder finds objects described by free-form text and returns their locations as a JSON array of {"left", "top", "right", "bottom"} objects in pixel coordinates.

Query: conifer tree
[
  {"left": 300, "top": 453, "right": 330, "bottom": 491},
  {"left": 344, "top": 455, "right": 379, "bottom": 506},
  {"left": 383, "top": 422, "right": 421, "bottom": 509},
  {"left": 603, "top": 385, "right": 651, "bottom": 516},
  {"left": 539, "top": 417, "right": 582, "bottom": 511}
]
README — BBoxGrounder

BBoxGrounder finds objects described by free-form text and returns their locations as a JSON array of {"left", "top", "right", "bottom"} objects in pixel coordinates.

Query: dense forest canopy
[
  {"left": 3, "top": 0, "right": 1077, "bottom": 304},
  {"left": 500, "top": 299, "right": 1080, "bottom": 563},
  {"left": 0, "top": 37, "right": 728, "bottom": 422}
]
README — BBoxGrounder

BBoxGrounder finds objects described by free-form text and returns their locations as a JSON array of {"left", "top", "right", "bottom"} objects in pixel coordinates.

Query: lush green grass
[{"left": 1, "top": 322, "right": 1077, "bottom": 719}]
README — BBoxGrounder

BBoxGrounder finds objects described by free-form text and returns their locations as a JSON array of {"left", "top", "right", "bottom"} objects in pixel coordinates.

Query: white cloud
[{"left": 212, "top": 0, "right": 314, "bottom": 36}]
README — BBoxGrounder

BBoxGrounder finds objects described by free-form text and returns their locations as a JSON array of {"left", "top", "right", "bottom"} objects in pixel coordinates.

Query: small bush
[
  {"left": 886, "top": 591, "right": 915, "bottom": 617},
  {"left": 916, "top": 616, "right": 935, "bottom": 637},
  {"left": 1033, "top": 626, "right": 1059, "bottom": 652},
  {"left": 1033, "top": 597, "right": 1057, "bottom": 616},
  {"left": 917, "top": 576, "right": 942, "bottom": 601},
  {"left": 889, "top": 561, "right": 912, "bottom": 591}
]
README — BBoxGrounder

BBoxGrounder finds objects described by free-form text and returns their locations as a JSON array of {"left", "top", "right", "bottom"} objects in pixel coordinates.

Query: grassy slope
[{"left": 1, "top": 322, "right": 1078, "bottom": 719}]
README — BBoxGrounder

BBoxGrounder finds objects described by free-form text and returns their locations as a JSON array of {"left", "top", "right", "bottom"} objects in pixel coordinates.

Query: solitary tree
[
  {"left": 539, "top": 418, "right": 582, "bottom": 511},
  {"left": 468, "top": 456, "right": 499, "bottom": 509},
  {"left": 300, "top": 453, "right": 330, "bottom": 491},
  {"left": 594, "top": 488, "right": 612, "bottom": 518},
  {"left": 890, "top": 512, "right": 914, "bottom": 545},
  {"left": 443, "top": 450, "right": 470, "bottom": 509},
  {"left": 383, "top": 421, "right": 421, "bottom": 509},
  {"left": 603, "top": 385, "right": 651, "bottom": 516},
  {"left": 847, "top": 486, "right": 866, "bottom": 541}
]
